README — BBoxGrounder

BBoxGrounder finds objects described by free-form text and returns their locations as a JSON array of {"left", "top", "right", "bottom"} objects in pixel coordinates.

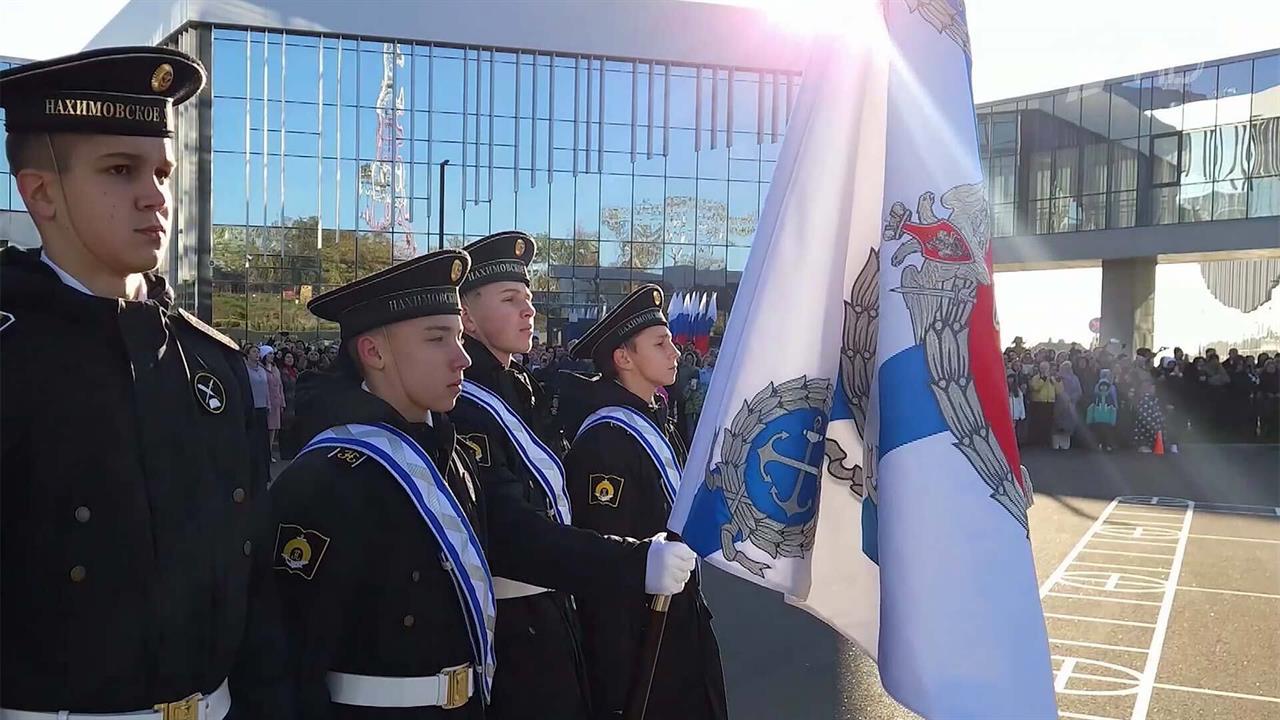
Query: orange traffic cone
[{"left": 1153, "top": 431, "right": 1165, "bottom": 456}]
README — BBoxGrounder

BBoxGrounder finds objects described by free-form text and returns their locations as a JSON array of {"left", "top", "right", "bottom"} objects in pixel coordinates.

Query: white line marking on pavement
[
  {"left": 1153, "top": 682, "right": 1280, "bottom": 704},
  {"left": 1194, "top": 501, "right": 1280, "bottom": 513},
  {"left": 1044, "top": 613, "right": 1157, "bottom": 628},
  {"left": 1056, "top": 657, "right": 1078, "bottom": 692},
  {"left": 1131, "top": 500, "right": 1194, "bottom": 720},
  {"left": 1050, "top": 638, "right": 1151, "bottom": 653},
  {"left": 1061, "top": 712, "right": 1126, "bottom": 720},
  {"left": 1176, "top": 586, "right": 1280, "bottom": 600},
  {"left": 1089, "top": 538, "right": 1179, "bottom": 548},
  {"left": 1071, "top": 562, "right": 1171, "bottom": 573},
  {"left": 1187, "top": 533, "right": 1280, "bottom": 545},
  {"left": 1041, "top": 499, "right": 1120, "bottom": 597},
  {"left": 1109, "top": 511, "right": 1186, "bottom": 519},
  {"left": 1046, "top": 592, "right": 1163, "bottom": 606},
  {"left": 1077, "top": 548, "right": 1175, "bottom": 559},
  {"left": 1103, "top": 519, "right": 1187, "bottom": 527}
]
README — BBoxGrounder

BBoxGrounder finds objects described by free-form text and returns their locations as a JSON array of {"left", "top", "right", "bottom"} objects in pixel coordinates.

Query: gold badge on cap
[
  {"left": 652, "top": 289, "right": 662, "bottom": 306},
  {"left": 514, "top": 237, "right": 526, "bottom": 256},
  {"left": 451, "top": 259, "right": 464, "bottom": 283},
  {"left": 151, "top": 63, "right": 174, "bottom": 93}
]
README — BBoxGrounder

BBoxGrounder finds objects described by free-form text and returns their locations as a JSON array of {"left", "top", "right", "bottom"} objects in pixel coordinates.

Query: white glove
[{"left": 644, "top": 533, "right": 696, "bottom": 595}]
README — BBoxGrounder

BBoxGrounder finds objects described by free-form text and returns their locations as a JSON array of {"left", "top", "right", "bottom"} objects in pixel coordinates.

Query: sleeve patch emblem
[
  {"left": 459, "top": 433, "right": 491, "bottom": 467},
  {"left": 589, "top": 474, "right": 624, "bottom": 507},
  {"left": 273, "top": 524, "right": 331, "bottom": 580}
]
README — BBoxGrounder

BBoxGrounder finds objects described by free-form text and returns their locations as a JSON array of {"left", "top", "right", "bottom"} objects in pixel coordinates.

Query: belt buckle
[
  {"left": 441, "top": 663, "right": 471, "bottom": 710},
  {"left": 154, "top": 692, "right": 202, "bottom": 720}
]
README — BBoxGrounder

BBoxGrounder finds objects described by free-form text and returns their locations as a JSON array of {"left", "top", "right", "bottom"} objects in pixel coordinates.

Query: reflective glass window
[{"left": 1251, "top": 54, "right": 1280, "bottom": 119}]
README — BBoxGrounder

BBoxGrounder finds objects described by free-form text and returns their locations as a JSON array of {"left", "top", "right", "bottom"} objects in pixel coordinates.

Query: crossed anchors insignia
[
  {"left": 903, "top": 0, "right": 972, "bottom": 57},
  {"left": 703, "top": 376, "right": 832, "bottom": 578},
  {"left": 884, "top": 183, "right": 1031, "bottom": 531}
]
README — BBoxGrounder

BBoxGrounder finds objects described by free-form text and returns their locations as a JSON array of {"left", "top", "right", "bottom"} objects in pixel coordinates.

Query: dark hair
[{"left": 594, "top": 338, "right": 639, "bottom": 382}]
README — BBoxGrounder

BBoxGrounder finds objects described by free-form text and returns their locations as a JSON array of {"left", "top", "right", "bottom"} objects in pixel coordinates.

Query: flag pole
[{"left": 622, "top": 593, "right": 672, "bottom": 720}]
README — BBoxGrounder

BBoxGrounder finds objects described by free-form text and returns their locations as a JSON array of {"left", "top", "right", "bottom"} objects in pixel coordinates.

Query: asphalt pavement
[{"left": 704, "top": 444, "right": 1280, "bottom": 720}]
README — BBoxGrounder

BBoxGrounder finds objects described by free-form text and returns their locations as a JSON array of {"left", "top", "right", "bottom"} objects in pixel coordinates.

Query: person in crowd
[
  {"left": 0, "top": 46, "right": 287, "bottom": 716},
  {"left": 1259, "top": 358, "right": 1279, "bottom": 442},
  {"left": 1027, "top": 360, "right": 1057, "bottom": 446},
  {"left": 1052, "top": 360, "right": 1082, "bottom": 450},
  {"left": 671, "top": 350, "right": 701, "bottom": 444},
  {"left": 1132, "top": 377, "right": 1166, "bottom": 453},
  {"left": 244, "top": 344, "right": 272, "bottom": 477},
  {"left": 698, "top": 349, "right": 718, "bottom": 391},
  {"left": 262, "top": 346, "right": 285, "bottom": 461},
  {"left": 279, "top": 350, "right": 301, "bottom": 460},
  {"left": 1008, "top": 370, "right": 1027, "bottom": 444},
  {"left": 1085, "top": 369, "right": 1119, "bottom": 452}
]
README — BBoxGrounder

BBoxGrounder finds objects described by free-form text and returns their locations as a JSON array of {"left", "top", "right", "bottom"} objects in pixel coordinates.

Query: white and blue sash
[
  {"left": 301, "top": 422, "right": 496, "bottom": 700},
  {"left": 459, "top": 380, "right": 571, "bottom": 525},
  {"left": 575, "top": 405, "right": 681, "bottom": 505}
]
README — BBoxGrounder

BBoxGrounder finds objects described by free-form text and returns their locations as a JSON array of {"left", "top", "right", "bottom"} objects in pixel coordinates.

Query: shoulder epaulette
[{"left": 175, "top": 308, "right": 241, "bottom": 353}]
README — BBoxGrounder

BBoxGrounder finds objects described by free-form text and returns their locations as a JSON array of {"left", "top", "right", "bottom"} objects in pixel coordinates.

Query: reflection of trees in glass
[
  {"left": 548, "top": 237, "right": 575, "bottom": 266},
  {"left": 633, "top": 199, "right": 664, "bottom": 244},
  {"left": 631, "top": 242, "right": 663, "bottom": 269},
  {"left": 697, "top": 197, "right": 728, "bottom": 245},
  {"left": 666, "top": 245, "right": 694, "bottom": 268},
  {"left": 211, "top": 215, "right": 398, "bottom": 334},
  {"left": 665, "top": 196, "right": 694, "bottom": 244},
  {"left": 601, "top": 206, "right": 630, "bottom": 242},
  {"left": 530, "top": 267, "right": 555, "bottom": 293},
  {"left": 574, "top": 239, "right": 599, "bottom": 266},
  {"left": 729, "top": 211, "right": 758, "bottom": 243},
  {"left": 696, "top": 245, "right": 727, "bottom": 271}
]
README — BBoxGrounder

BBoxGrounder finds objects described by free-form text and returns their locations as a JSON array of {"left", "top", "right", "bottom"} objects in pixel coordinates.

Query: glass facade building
[
  {"left": 3, "top": 29, "right": 1276, "bottom": 348},
  {"left": 975, "top": 51, "right": 1280, "bottom": 239},
  {"left": 201, "top": 27, "right": 796, "bottom": 342}
]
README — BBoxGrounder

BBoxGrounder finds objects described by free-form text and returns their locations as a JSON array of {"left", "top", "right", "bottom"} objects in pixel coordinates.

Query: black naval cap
[
  {"left": 0, "top": 46, "right": 206, "bottom": 138},
  {"left": 460, "top": 230, "right": 535, "bottom": 294},
  {"left": 308, "top": 249, "right": 471, "bottom": 340},
  {"left": 571, "top": 283, "right": 668, "bottom": 362}
]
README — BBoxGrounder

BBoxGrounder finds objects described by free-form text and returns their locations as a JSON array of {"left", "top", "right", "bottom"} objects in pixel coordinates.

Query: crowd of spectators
[{"left": 1005, "top": 338, "right": 1279, "bottom": 453}]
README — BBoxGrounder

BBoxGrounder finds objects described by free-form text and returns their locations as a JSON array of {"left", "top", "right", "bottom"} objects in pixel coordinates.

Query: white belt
[
  {"left": 1, "top": 678, "right": 230, "bottom": 720},
  {"left": 327, "top": 663, "right": 473, "bottom": 709},
  {"left": 492, "top": 576, "right": 551, "bottom": 600}
]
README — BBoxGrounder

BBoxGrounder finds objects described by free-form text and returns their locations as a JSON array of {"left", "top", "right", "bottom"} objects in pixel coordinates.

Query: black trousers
[
  {"left": 1029, "top": 401, "right": 1054, "bottom": 447},
  {"left": 250, "top": 407, "right": 270, "bottom": 480}
]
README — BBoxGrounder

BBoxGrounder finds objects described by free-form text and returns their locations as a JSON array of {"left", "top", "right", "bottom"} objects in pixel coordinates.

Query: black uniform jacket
[
  {"left": 272, "top": 368, "right": 489, "bottom": 719},
  {"left": 0, "top": 247, "right": 288, "bottom": 715},
  {"left": 448, "top": 338, "right": 649, "bottom": 720},
  {"left": 559, "top": 373, "right": 728, "bottom": 720}
]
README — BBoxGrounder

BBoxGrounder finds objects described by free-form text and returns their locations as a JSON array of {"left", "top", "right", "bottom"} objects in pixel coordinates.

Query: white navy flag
[{"left": 667, "top": 2, "right": 1056, "bottom": 717}]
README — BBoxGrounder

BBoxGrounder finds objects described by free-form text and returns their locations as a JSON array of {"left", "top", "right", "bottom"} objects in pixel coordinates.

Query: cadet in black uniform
[
  {"left": 0, "top": 48, "right": 287, "bottom": 717},
  {"left": 449, "top": 231, "right": 697, "bottom": 720},
  {"left": 561, "top": 284, "right": 729, "bottom": 720},
  {"left": 271, "top": 249, "right": 494, "bottom": 718}
]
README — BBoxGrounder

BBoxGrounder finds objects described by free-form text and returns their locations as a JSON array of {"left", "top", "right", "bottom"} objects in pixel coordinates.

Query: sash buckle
[
  {"left": 442, "top": 663, "right": 471, "bottom": 710},
  {"left": 154, "top": 693, "right": 202, "bottom": 720}
]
